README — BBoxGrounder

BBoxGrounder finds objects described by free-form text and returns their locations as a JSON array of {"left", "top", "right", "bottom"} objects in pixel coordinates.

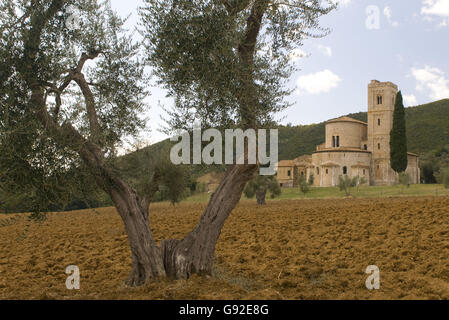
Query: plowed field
[{"left": 1, "top": 196, "right": 449, "bottom": 300}]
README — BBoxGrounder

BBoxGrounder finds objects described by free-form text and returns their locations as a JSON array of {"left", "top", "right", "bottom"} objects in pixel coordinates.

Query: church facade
[{"left": 276, "top": 80, "right": 420, "bottom": 187}]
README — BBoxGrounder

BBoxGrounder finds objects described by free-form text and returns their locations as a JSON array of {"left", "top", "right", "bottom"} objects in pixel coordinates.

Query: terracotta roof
[
  {"left": 320, "top": 161, "right": 340, "bottom": 167},
  {"left": 327, "top": 116, "right": 367, "bottom": 126},
  {"left": 277, "top": 160, "right": 294, "bottom": 167},
  {"left": 314, "top": 147, "right": 371, "bottom": 154}
]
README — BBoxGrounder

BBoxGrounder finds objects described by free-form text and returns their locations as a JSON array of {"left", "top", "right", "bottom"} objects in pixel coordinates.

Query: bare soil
[{"left": 1, "top": 196, "right": 449, "bottom": 300}]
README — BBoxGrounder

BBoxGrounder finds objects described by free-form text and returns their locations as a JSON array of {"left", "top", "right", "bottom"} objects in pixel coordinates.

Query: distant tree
[
  {"left": 308, "top": 173, "right": 315, "bottom": 186},
  {"left": 398, "top": 172, "right": 411, "bottom": 193},
  {"left": 298, "top": 175, "right": 310, "bottom": 196},
  {"left": 338, "top": 175, "right": 359, "bottom": 197},
  {"left": 438, "top": 168, "right": 449, "bottom": 189},
  {"left": 244, "top": 175, "right": 281, "bottom": 205},
  {"left": 421, "top": 161, "right": 438, "bottom": 184},
  {"left": 356, "top": 176, "right": 367, "bottom": 192},
  {"left": 390, "top": 91, "right": 408, "bottom": 174}
]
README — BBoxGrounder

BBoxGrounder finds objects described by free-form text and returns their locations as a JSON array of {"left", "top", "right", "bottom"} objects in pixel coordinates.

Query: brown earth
[{"left": 1, "top": 196, "right": 449, "bottom": 300}]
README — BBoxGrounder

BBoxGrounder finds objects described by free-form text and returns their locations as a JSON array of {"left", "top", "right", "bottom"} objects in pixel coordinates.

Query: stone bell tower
[{"left": 367, "top": 80, "right": 398, "bottom": 185}]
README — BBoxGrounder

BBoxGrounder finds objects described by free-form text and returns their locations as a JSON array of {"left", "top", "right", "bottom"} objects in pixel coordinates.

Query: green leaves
[
  {"left": 244, "top": 175, "right": 281, "bottom": 199},
  {"left": 390, "top": 91, "right": 408, "bottom": 174},
  {"left": 140, "top": 0, "right": 335, "bottom": 131}
]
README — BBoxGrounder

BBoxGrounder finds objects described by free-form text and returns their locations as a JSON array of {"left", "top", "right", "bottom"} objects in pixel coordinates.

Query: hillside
[
  {"left": 279, "top": 99, "right": 449, "bottom": 160},
  {"left": 134, "top": 99, "right": 449, "bottom": 173}
]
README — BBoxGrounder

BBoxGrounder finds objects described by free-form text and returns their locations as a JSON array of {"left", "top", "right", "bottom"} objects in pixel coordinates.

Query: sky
[{"left": 109, "top": 0, "right": 449, "bottom": 144}]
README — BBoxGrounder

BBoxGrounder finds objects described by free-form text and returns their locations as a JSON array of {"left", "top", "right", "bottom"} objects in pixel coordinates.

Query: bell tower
[{"left": 367, "top": 80, "right": 398, "bottom": 185}]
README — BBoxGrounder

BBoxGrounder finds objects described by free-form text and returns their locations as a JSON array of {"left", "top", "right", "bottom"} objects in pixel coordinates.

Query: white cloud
[
  {"left": 317, "top": 44, "right": 332, "bottom": 57},
  {"left": 421, "top": 0, "right": 449, "bottom": 26},
  {"left": 384, "top": 6, "right": 399, "bottom": 27},
  {"left": 403, "top": 94, "right": 418, "bottom": 106},
  {"left": 296, "top": 70, "right": 341, "bottom": 95},
  {"left": 411, "top": 66, "right": 449, "bottom": 100},
  {"left": 421, "top": 0, "right": 449, "bottom": 16}
]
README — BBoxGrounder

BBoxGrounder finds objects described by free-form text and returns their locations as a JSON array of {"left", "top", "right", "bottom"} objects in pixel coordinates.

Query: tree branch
[{"left": 220, "top": 0, "right": 251, "bottom": 15}]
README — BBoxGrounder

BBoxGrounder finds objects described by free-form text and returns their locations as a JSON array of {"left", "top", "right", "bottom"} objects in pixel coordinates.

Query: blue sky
[{"left": 110, "top": 0, "right": 449, "bottom": 144}]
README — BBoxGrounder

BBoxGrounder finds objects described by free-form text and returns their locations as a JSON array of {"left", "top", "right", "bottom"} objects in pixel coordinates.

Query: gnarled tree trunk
[
  {"left": 107, "top": 183, "right": 166, "bottom": 286},
  {"left": 161, "top": 164, "right": 257, "bottom": 279},
  {"left": 256, "top": 189, "right": 267, "bottom": 205}
]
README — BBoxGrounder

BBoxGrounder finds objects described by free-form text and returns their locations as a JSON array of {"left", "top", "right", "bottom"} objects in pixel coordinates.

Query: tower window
[
  {"left": 317, "top": 167, "right": 320, "bottom": 175},
  {"left": 378, "top": 118, "right": 381, "bottom": 126},
  {"left": 364, "top": 144, "right": 368, "bottom": 150},
  {"left": 377, "top": 95, "right": 383, "bottom": 105},
  {"left": 287, "top": 170, "right": 291, "bottom": 177},
  {"left": 336, "top": 136, "right": 340, "bottom": 147},
  {"left": 326, "top": 169, "right": 329, "bottom": 174},
  {"left": 343, "top": 166, "right": 348, "bottom": 175},
  {"left": 378, "top": 143, "right": 381, "bottom": 150},
  {"left": 332, "top": 136, "right": 336, "bottom": 148},
  {"left": 363, "top": 169, "right": 366, "bottom": 175}
]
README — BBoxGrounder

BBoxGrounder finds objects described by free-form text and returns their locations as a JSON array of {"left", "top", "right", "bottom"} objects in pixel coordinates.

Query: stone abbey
[{"left": 276, "top": 80, "right": 420, "bottom": 187}]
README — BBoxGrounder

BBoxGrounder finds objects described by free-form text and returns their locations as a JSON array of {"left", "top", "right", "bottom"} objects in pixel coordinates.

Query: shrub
[
  {"left": 338, "top": 175, "right": 359, "bottom": 196},
  {"left": 308, "top": 173, "right": 315, "bottom": 186},
  {"left": 299, "top": 175, "right": 310, "bottom": 195},
  {"left": 441, "top": 168, "right": 449, "bottom": 189}
]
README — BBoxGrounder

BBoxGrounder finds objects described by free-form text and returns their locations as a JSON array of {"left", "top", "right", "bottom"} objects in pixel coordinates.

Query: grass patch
[{"left": 184, "top": 184, "right": 449, "bottom": 203}]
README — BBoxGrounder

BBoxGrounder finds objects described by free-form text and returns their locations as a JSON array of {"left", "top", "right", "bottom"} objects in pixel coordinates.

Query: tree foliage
[
  {"left": 298, "top": 174, "right": 310, "bottom": 195},
  {"left": 141, "top": 0, "right": 335, "bottom": 132},
  {"left": 338, "top": 175, "right": 359, "bottom": 197},
  {"left": 390, "top": 91, "right": 408, "bottom": 173},
  {"left": 0, "top": 0, "right": 153, "bottom": 214},
  {"left": 244, "top": 175, "right": 281, "bottom": 205}
]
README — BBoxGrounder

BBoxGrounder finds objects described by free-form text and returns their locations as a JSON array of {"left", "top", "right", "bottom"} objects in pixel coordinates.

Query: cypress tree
[{"left": 390, "top": 91, "right": 408, "bottom": 173}]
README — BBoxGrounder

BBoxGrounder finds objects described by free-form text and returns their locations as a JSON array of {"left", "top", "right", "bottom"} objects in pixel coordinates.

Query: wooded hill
[
  {"left": 146, "top": 99, "right": 449, "bottom": 161},
  {"left": 278, "top": 99, "right": 449, "bottom": 160}
]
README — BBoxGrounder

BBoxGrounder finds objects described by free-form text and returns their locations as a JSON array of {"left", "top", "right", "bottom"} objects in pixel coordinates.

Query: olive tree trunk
[
  {"left": 107, "top": 182, "right": 166, "bottom": 286},
  {"left": 256, "top": 189, "right": 267, "bottom": 205},
  {"left": 161, "top": 164, "right": 257, "bottom": 279}
]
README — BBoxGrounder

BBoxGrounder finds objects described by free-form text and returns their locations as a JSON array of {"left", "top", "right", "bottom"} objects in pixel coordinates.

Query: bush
[
  {"left": 440, "top": 168, "right": 449, "bottom": 189},
  {"left": 308, "top": 173, "right": 315, "bottom": 186},
  {"left": 299, "top": 175, "right": 310, "bottom": 195},
  {"left": 338, "top": 175, "right": 359, "bottom": 196},
  {"left": 399, "top": 172, "right": 411, "bottom": 187}
]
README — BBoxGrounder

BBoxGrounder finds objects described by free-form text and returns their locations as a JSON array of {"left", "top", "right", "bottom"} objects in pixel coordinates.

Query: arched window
[
  {"left": 377, "top": 95, "right": 383, "bottom": 105},
  {"left": 378, "top": 143, "right": 381, "bottom": 150},
  {"left": 336, "top": 136, "right": 340, "bottom": 147},
  {"left": 363, "top": 169, "right": 366, "bottom": 175},
  {"left": 343, "top": 166, "right": 348, "bottom": 175},
  {"left": 378, "top": 118, "right": 381, "bottom": 126}
]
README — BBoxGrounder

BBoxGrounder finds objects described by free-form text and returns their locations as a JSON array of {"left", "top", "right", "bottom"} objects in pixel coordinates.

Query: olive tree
[
  {"left": 244, "top": 175, "right": 281, "bottom": 205},
  {"left": 0, "top": 0, "right": 170, "bottom": 286},
  {"left": 140, "top": 0, "right": 335, "bottom": 280},
  {"left": 1, "top": 0, "right": 336, "bottom": 286}
]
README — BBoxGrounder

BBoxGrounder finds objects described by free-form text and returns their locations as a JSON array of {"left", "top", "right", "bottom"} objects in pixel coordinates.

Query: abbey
[{"left": 277, "top": 80, "right": 420, "bottom": 187}]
